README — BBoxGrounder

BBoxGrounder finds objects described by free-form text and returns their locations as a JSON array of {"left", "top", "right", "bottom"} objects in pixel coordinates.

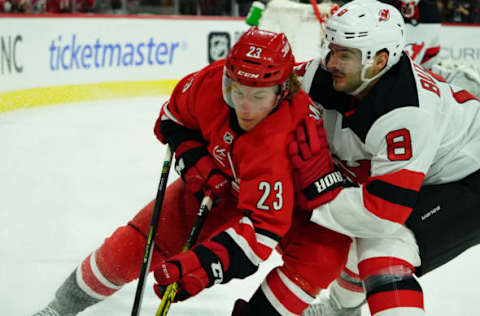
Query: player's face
[
  {"left": 230, "top": 82, "right": 280, "bottom": 131},
  {"left": 326, "top": 44, "right": 363, "bottom": 93}
]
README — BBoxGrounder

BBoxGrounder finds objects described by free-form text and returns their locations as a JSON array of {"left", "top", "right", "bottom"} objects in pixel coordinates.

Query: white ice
[{"left": 1, "top": 96, "right": 479, "bottom": 316}]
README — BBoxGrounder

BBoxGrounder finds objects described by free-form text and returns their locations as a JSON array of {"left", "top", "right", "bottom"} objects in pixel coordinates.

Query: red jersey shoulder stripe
[{"left": 420, "top": 45, "right": 440, "bottom": 65}]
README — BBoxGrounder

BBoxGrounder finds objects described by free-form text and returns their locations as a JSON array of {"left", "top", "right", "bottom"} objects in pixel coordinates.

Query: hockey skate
[
  {"left": 32, "top": 299, "right": 82, "bottom": 316},
  {"left": 302, "top": 296, "right": 362, "bottom": 316}
]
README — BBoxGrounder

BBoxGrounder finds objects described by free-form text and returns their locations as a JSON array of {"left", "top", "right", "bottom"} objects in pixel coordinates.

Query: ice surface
[{"left": 1, "top": 96, "right": 479, "bottom": 315}]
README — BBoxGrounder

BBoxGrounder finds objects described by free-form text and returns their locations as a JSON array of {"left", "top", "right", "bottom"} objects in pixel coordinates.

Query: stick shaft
[
  {"left": 155, "top": 193, "right": 213, "bottom": 316},
  {"left": 131, "top": 146, "right": 173, "bottom": 316}
]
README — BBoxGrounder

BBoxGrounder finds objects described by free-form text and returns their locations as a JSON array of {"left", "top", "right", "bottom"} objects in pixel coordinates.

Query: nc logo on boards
[{"left": 1, "top": 35, "right": 23, "bottom": 75}]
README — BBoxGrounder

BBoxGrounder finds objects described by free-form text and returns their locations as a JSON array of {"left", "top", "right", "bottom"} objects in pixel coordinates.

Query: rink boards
[{"left": 0, "top": 15, "right": 479, "bottom": 112}]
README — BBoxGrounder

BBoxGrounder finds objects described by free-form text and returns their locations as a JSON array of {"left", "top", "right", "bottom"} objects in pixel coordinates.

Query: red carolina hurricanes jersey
[{"left": 155, "top": 60, "right": 319, "bottom": 265}]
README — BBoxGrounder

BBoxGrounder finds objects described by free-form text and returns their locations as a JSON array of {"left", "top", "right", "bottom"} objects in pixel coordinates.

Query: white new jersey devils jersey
[{"left": 299, "top": 54, "right": 480, "bottom": 242}]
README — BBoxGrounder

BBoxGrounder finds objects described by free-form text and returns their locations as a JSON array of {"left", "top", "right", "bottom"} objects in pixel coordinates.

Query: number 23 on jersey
[{"left": 256, "top": 181, "right": 283, "bottom": 211}]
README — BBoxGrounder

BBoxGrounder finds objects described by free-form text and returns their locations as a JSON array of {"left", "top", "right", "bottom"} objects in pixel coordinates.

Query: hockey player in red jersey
[
  {"left": 32, "top": 27, "right": 352, "bottom": 316},
  {"left": 273, "top": 1, "right": 480, "bottom": 316}
]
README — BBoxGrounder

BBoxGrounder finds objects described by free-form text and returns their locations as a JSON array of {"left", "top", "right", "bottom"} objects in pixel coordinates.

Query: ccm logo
[{"left": 237, "top": 70, "right": 259, "bottom": 78}]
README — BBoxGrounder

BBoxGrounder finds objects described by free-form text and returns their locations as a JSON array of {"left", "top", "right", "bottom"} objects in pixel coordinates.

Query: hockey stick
[
  {"left": 310, "top": 0, "right": 326, "bottom": 24},
  {"left": 309, "top": 0, "right": 339, "bottom": 37},
  {"left": 155, "top": 191, "right": 214, "bottom": 316},
  {"left": 131, "top": 145, "right": 173, "bottom": 316}
]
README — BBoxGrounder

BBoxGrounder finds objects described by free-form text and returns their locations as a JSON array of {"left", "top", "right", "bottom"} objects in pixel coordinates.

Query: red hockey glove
[
  {"left": 153, "top": 241, "right": 229, "bottom": 302},
  {"left": 175, "top": 140, "right": 231, "bottom": 202},
  {"left": 288, "top": 117, "right": 345, "bottom": 211}
]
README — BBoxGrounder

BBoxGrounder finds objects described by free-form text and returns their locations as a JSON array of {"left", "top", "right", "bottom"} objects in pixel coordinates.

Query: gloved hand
[
  {"left": 288, "top": 117, "right": 345, "bottom": 210},
  {"left": 174, "top": 141, "right": 231, "bottom": 201},
  {"left": 153, "top": 242, "right": 228, "bottom": 302}
]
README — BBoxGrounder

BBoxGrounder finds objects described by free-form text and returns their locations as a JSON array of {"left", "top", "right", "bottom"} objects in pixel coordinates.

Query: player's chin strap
[{"left": 349, "top": 61, "right": 392, "bottom": 96}]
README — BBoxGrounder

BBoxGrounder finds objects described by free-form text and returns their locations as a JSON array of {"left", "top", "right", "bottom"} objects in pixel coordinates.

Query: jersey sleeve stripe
[
  {"left": 363, "top": 169, "right": 424, "bottom": 223},
  {"left": 234, "top": 216, "right": 277, "bottom": 259},
  {"left": 239, "top": 216, "right": 255, "bottom": 227},
  {"left": 420, "top": 46, "right": 440, "bottom": 65},
  {"left": 256, "top": 232, "right": 280, "bottom": 249},
  {"left": 225, "top": 227, "right": 264, "bottom": 266},
  {"left": 370, "top": 169, "right": 425, "bottom": 191},
  {"left": 254, "top": 226, "right": 283, "bottom": 242},
  {"left": 365, "top": 180, "right": 418, "bottom": 208},
  {"left": 362, "top": 185, "right": 416, "bottom": 224},
  {"left": 450, "top": 87, "right": 480, "bottom": 103},
  {"left": 162, "top": 100, "right": 182, "bottom": 125}
]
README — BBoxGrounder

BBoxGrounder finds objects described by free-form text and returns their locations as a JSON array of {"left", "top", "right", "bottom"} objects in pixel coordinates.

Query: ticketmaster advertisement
[{"left": 0, "top": 16, "right": 248, "bottom": 94}]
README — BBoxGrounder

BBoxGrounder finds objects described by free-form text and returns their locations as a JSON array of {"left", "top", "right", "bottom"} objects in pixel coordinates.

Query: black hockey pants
[{"left": 406, "top": 168, "right": 480, "bottom": 276}]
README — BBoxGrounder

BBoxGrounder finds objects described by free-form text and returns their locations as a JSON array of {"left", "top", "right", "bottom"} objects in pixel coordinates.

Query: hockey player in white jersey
[{"left": 283, "top": 0, "right": 480, "bottom": 316}]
